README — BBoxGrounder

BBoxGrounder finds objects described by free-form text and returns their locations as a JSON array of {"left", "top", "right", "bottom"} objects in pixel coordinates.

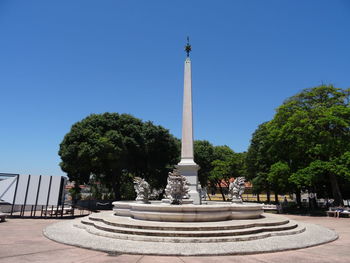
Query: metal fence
[{"left": 0, "top": 173, "right": 68, "bottom": 218}]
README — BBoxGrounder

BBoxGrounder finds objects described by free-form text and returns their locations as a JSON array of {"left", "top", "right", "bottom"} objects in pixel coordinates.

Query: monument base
[
  {"left": 176, "top": 160, "right": 201, "bottom": 204},
  {"left": 188, "top": 190, "right": 201, "bottom": 205},
  {"left": 231, "top": 198, "right": 243, "bottom": 204}
]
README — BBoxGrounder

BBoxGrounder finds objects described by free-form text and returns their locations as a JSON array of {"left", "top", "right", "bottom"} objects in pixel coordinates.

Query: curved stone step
[
  {"left": 45, "top": 215, "right": 337, "bottom": 255},
  {"left": 80, "top": 217, "right": 298, "bottom": 238},
  {"left": 74, "top": 220, "right": 306, "bottom": 243},
  {"left": 87, "top": 212, "right": 290, "bottom": 231}
]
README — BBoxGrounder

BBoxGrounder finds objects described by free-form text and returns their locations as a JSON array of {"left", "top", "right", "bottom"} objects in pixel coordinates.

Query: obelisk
[{"left": 176, "top": 37, "right": 201, "bottom": 204}]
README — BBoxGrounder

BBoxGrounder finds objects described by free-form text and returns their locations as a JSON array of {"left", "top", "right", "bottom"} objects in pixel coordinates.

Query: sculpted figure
[
  {"left": 133, "top": 177, "right": 150, "bottom": 203},
  {"left": 164, "top": 169, "right": 190, "bottom": 204},
  {"left": 229, "top": 177, "right": 245, "bottom": 203},
  {"left": 149, "top": 188, "right": 163, "bottom": 200}
]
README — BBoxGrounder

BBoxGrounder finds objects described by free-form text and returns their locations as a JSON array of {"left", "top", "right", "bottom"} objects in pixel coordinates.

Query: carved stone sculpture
[
  {"left": 133, "top": 177, "right": 150, "bottom": 203},
  {"left": 229, "top": 177, "right": 245, "bottom": 203},
  {"left": 164, "top": 169, "right": 190, "bottom": 204},
  {"left": 149, "top": 188, "right": 163, "bottom": 200}
]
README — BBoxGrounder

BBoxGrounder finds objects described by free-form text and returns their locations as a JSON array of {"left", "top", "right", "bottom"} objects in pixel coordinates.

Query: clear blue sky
[{"left": 1, "top": 0, "right": 349, "bottom": 177}]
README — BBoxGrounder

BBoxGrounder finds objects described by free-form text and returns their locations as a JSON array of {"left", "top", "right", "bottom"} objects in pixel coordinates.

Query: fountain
[
  {"left": 113, "top": 172, "right": 263, "bottom": 222},
  {"left": 112, "top": 37, "right": 263, "bottom": 222},
  {"left": 44, "top": 39, "right": 338, "bottom": 255}
]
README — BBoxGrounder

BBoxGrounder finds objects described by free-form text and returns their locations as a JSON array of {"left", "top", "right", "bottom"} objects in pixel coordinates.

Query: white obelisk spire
[
  {"left": 177, "top": 37, "right": 201, "bottom": 204},
  {"left": 180, "top": 57, "right": 194, "bottom": 161}
]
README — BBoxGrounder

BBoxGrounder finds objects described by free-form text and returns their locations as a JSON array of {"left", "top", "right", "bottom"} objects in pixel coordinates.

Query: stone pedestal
[
  {"left": 231, "top": 198, "right": 243, "bottom": 204},
  {"left": 176, "top": 160, "right": 201, "bottom": 205}
]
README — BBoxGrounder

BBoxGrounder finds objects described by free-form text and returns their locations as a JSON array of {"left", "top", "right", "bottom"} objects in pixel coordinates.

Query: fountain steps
[
  {"left": 79, "top": 217, "right": 300, "bottom": 238},
  {"left": 75, "top": 218, "right": 304, "bottom": 243},
  {"left": 73, "top": 212, "right": 305, "bottom": 243},
  {"left": 86, "top": 212, "right": 290, "bottom": 231},
  {"left": 82, "top": 215, "right": 298, "bottom": 236},
  {"left": 44, "top": 211, "right": 338, "bottom": 255}
]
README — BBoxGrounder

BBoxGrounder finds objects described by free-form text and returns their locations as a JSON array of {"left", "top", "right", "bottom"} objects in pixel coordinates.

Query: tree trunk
[
  {"left": 309, "top": 188, "right": 318, "bottom": 209},
  {"left": 274, "top": 193, "right": 279, "bottom": 204},
  {"left": 72, "top": 182, "right": 81, "bottom": 206},
  {"left": 112, "top": 172, "right": 121, "bottom": 201},
  {"left": 112, "top": 183, "right": 121, "bottom": 200},
  {"left": 257, "top": 194, "right": 260, "bottom": 202},
  {"left": 296, "top": 190, "right": 301, "bottom": 207},
  {"left": 218, "top": 183, "right": 226, "bottom": 201},
  {"left": 266, "top": 189, "right": 271, "bottom": 203},
  {"left": 313, "top": 196, "right": 318, "bottom": 208},
  {"left": 207, "top": 193, "right": 212, "bottom": 201},
  {"left": 329, "top": 173, "right": 343, "bottom": 206}
]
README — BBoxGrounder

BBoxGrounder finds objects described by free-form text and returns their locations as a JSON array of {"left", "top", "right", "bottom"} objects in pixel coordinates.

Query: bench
[
  {"left": 0, "top": 212, "right": 7, "bottom": 222},
  {"left": 327, "top": 209, "right": 350, "bottom": 217},
  {"left": 342, "top": 211, "right": 350, "bottom": 217},
  {"left": 43, "top": 207, "right": 73, "bottom": 216}
]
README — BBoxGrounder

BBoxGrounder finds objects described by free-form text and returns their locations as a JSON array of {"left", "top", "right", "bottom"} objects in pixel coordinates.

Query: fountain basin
[{"left": 113, "top": 201, "right": 264, "bottom": 222}]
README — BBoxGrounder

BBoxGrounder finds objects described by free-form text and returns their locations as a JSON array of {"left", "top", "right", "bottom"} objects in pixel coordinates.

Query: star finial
[{"left": 185, "top": 36, "right": 191, "bottom": 57}]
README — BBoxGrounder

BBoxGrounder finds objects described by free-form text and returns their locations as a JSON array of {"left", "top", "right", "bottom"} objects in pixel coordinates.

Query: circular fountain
[
  {"left": 113, "top": 173, "right": 263, "bottom": 222},
  {"left": 44, "top": 42, "right": 337, "bottom": 255},
  {"left": 113, "top": 201, "right": 263, "bottom": 222},
  {"left": 43, "top": 172, "right": 336, "bottom": 255}
]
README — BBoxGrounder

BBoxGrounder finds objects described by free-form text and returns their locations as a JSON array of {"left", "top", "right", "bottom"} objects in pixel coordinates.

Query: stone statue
[
  {"left": 185, "top": 36, "right": 191, "bottom": 57},
  {"left": 149, "top": 188, "right": 163, "bottom": 200},
  {"left": 164, "top": 169, "right": 190, "bottom": 204},
  {"left": 133, "top": 177, "right": 150, "bottom": 203},
  {"left": 229, "top": 177, "right": 245, "bottom": 203}
]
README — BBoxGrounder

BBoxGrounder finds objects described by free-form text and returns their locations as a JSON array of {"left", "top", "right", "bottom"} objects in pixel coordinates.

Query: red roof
[{"left": 214, "top": 178, "right": 252, "bottom": 188}]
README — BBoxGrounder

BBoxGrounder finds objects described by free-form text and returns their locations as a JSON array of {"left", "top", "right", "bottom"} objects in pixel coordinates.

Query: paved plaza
[{"left": 0, "top": 214, "right": 349, "bottom": 263}]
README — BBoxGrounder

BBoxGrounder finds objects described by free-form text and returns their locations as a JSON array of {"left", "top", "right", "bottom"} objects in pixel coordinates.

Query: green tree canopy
[
  {"left": 209, "top": 146, "right": 246, "bottom": 200},
  {"left": 246, "top": 85, "right": 350, "bottom": 205},
  {"left": 59, "top": 113, "right": 179, "bottom": 200},
  {"left": 194, "top": 140, "right": 215, "bottom": 186},
  {"left": 193, "top": 142, "right": 245, "bottom": 200},
  {"left": 245, "top": 122, "right": 274, "bottom": 200}
]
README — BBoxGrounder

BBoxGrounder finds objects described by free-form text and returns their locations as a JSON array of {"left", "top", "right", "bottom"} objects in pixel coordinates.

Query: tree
[
  {"left": 246, "top": 122, "right": 274, "bottom": 202},
  {"left": 269, "top": 85, "right": 350, "bottom": 205},
  {"left": 246, "top": 85, "right": 350, "bottom": 205},
  {"left": 208, "top": 146, "right": 245, "bottom": 200},
  {"left": 59, "top": 113, "right": 179, "bottom": 200},
  {"left": 193, "top": 140, "right": 215, "bottom": 187},
  {"left": 267, "top": 161, "right": 292, "bottom": 202}
]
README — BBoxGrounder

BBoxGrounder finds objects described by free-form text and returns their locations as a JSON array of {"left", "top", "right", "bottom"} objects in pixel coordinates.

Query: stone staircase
[{"left": 74, "top": 212, "right": 305, "bottom": 243}]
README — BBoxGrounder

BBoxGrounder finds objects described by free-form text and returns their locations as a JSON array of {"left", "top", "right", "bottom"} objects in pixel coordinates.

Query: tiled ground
[{"left": 0, "top": 214, "right": 349, "bottom": 263}]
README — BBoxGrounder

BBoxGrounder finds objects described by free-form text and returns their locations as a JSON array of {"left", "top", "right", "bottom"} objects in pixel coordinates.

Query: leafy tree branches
[
  {"left": 246, "top": 85, "right": 350, "bottom": 205},
  {"left": 59, "top": 113, "right": 179, "bottom": 200}
]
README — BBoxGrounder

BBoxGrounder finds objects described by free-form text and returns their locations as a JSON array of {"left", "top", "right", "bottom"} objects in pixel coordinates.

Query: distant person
[
  {"left": 282, "top": 197, "right": 288, "bottom": 213},
  {"left": 324, "top": 199, "right": 330, "bottom": 209},
  {"left": 335, "top": 206, "right": 344, "bottom": 218}
]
